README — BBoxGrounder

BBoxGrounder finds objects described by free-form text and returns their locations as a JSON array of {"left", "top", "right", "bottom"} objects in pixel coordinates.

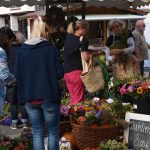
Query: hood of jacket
[
  {"left": 22, "top": 37, "right": 51, "bottom": 50},
  {"left": 25, "top": 37, "right": 47, "bottom": 45}
]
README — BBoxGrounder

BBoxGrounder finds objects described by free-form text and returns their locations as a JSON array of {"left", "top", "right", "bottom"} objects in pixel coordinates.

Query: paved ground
[{"left": 0, "top": 124, "right": 24, "bottom": 138}]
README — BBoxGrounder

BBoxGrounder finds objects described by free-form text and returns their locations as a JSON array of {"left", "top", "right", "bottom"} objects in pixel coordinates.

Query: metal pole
[
  {"left": 82, "top": 1, "right": 86, "bottom": 19},
  {"left": 46, "top": 0, "right": 50, "bottom": 24},
  {"left": 66, "top": 0, "right": 69, "bottom": 21}
]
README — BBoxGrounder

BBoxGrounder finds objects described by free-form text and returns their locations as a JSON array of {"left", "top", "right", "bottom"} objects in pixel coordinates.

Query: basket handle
[
  {"left": 81, "top": 53, "right": 93, "bottom": 73},
  {"left": 79, "top": 36, "right": 93, "bottom": 73}
]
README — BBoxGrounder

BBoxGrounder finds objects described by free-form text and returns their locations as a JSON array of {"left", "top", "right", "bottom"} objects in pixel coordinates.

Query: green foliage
[
  {"left": 110, "top": 99, "right": 133, "bottom": 119},
  {"left": 110, "top": 29, "right": 130, "bottom": 49},
  {"left": 100, "top": 139, "right": 127, "bottom": 150}
]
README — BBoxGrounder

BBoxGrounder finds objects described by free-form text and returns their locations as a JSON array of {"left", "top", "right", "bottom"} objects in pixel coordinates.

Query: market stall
[{"left": 0, "top": 1, "right": 150, "bottom": 150}]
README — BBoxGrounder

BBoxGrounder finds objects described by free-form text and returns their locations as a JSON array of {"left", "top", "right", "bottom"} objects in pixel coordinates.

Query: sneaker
[
  {"left": 10, "top": 122, "right": 18, "bottom": 129},
  {"left": 23, "top": 122, "right": 30, "bottom": 129}
]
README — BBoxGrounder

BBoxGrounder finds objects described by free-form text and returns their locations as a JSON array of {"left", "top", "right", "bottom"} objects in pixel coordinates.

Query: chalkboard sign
[{"left": 124, "top": 113, "right": 150, "bottom": 150}]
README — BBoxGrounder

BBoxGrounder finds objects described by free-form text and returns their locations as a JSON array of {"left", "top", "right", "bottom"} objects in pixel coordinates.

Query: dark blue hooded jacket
[{"left": 15, "top": 38, "right": 64, "bottom": 104}]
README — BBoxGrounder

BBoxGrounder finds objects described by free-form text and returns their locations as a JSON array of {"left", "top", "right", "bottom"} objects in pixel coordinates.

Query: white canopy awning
[
  {"left": 75, "top": 14, "right": 146, "bottom": 21},
  {"left": 0, "top": 5, "right": 35, "bottom": 15},
  {"left": 0, "top": 0, "right": 44, "bottom": 7}
]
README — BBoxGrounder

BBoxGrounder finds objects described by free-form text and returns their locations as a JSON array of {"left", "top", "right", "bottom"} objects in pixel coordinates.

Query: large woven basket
[
  {"left": 72, "top": 123, "right": 123, "bottom": 150},
  {"left": 80, "top": 66, "right": 105, "bottom": 93}
]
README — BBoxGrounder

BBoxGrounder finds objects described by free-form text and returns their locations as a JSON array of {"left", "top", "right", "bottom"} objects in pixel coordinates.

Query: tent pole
[
  {"left": 82, "top": 1, "right": 86, "bottom": 19},
  {"left": 46, "top": 0, "right": 50, "bottom": 24}
]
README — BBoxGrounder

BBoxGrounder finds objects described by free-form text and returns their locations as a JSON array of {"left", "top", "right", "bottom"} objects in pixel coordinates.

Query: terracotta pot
[{"left": 63, "top": 132, "right": 77, "bottom": 146}]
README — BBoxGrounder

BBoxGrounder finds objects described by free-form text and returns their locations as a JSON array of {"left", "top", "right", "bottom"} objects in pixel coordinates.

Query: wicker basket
[
  {"left": 59, "top": 121, "right": 72, "bottom": 138},
  {"left": 72, "top": 123, "right": 123, "bottom": 150},
  {"left": 80, "top": 66, "right": 105, "bottom": 93}
]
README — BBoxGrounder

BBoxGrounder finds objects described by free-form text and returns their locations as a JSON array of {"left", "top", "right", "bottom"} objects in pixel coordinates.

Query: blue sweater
[{"left": 15, "top": 39, "right": 64, "bottom": 104}]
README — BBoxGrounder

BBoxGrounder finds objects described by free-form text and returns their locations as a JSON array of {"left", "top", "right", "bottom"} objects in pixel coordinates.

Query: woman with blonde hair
[
  {"left": 64, "top": 19, "right": 90, "bottom": 105},
  {"left": 15, "top": 16, "right": 64, "bottom": 150}
]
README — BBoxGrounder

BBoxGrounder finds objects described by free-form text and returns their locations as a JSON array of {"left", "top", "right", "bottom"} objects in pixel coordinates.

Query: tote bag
[{"left": 80, "top": 53, "right": 105, "bottom": 93}]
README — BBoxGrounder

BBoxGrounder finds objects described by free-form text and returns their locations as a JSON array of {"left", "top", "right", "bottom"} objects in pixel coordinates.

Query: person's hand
[
  {"left": 112, "top": 55, "right": 116, "bottom": 61},
  {"left": 6, "top": 79, "right": 16, "bottom": 87}
]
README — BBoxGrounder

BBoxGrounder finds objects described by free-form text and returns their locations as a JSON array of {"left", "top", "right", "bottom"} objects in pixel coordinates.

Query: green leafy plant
[
  {"left": 109, "top": 99, "right": 133, "bottom": 119},
  {"left": 100, "top": 139, "right": 128, "bottom": 150}
]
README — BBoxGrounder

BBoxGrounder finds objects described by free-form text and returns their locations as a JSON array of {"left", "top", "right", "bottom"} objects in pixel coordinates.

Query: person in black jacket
[
  {"left": 15, "top": 16, "right": 64, "bottom": 150},
  {"left": 8, "top": 31, "right": 29, "bottom": 129}
]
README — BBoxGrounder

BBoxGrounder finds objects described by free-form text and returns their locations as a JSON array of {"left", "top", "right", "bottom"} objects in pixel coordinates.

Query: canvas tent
[{"left": 0, "top": 0, "right": 150, "bottom": 8}]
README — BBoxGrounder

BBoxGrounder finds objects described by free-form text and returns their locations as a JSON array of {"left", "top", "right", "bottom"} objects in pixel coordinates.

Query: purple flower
[
  {"left": 96, "top": 110, "right": 102, "bottom": 118},
  {"left": 60, "top": 106, "right": 70, "bottom": 116}
]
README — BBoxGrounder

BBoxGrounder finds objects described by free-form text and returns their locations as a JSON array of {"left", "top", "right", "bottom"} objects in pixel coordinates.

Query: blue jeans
[{"left": 25, "top": 100, "right": 60, "bottom": 150}]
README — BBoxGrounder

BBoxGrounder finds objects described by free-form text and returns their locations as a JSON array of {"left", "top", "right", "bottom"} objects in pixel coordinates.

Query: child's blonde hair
[{"left": 31, "top": 16, "right": 49, "bottom": 38}]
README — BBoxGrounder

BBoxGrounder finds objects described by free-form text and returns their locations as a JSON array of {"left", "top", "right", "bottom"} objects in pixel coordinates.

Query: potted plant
[
  {"left": 100, "top": 139, "right": 128, "bottom": 150},
  {"left": 113, "top": 77, "right": 150, "bottom": 115},
  {"left": 70, "top": 98, "right": 131, "bottom": 150}
]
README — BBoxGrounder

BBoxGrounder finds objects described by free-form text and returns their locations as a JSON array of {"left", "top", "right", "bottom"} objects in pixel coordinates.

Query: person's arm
[
  {"left": 147, "top": 43, "right": 150, "bottom": 49},
  {"left": 80, "top": 37, "right": 91, "bottom": 62},
  {"left": 105, "top": 47, "right": 114, "bottom": 61},
  {"left": 0, "top": 49, "right": 14, "bottom": 83},
  {"left": 123, "top": 37, "right": 135, "bottom": 54},
  {"left": 132, "top": 32, "right": 141, "bottom": 60},
  {"left": 81, "top": 51, "right": 90, "bottom": 62}
]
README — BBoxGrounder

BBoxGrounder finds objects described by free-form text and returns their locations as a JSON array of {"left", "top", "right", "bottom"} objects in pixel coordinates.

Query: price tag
[
  {"left": 106, "top": 98, "right": 113, "bottom": 104},
  {"left": 94, "top": 97, "right": 99, "bottom": 102},
  {"left": 133, "top": 104, "right": 137, "bottom": 109}
]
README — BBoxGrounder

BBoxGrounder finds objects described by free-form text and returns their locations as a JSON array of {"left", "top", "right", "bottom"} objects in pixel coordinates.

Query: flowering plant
[
  {"left": 0, "top": 129, "right": 33, "bottom": 150},
  {"left": 100, "top": 139, "right": 128, "bottom": 150},
  {"left": 113, "top": 78, "right": 150, "bottom": 101},
  {"left": 60, "top": 97, "right": 71, "bottom": 121},
  {"left": 70, "top": 98, "right": 113, "bottom": 126}
]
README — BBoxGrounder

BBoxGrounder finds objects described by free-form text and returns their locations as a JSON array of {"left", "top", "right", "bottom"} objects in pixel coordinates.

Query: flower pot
[
  {"left": 133, "top": 99, "right": 150, "bottom": 115},
  {"left": 121, "top": 96, "right": 133, "bottom": 105}
]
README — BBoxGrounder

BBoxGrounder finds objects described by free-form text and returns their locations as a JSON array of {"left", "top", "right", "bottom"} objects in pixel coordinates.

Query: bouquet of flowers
[
  {"left": 70, "top": 98, "right": 132, "bottom": 128},
  {"left": 113, "top": 78, "right": 150, "bottom": 101},
  {"left": 70, "top": 98, "right": 133, "bottom": 128}
]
